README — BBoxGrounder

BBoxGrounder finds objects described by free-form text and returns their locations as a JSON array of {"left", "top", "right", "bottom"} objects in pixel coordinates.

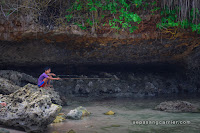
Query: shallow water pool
[{"left": 47, "top": 96, "right": 200, "bottom": 133}]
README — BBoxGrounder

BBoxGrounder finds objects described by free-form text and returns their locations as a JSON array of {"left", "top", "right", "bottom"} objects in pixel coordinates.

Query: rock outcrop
[
  {"left": 0, "top": 34, "right": 200, "bottom": 68},
  {"left": 53, "top": 72, "right": 198, "bottom": 98},
  {"left": 0, "top": 84, "right": 61, "bottom": 133},
  {"left": 0, "top": 77, "right": 20, "bottom": 94},
  {"left": 0, "top": 70, "right": 37, "bottom": 86},
  {"left": 155, "top": 100, "right": 200, "bottom": 113},
  {"left": 0, "top": 70, "right": 62, "bottom": 105},
  {"left": 42, "top": 88, "right": 63, "bottom": 106}
]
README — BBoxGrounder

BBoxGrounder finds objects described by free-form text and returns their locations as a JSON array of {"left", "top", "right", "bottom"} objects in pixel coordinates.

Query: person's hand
[
  {"left": 57, "top": 77, "right": 61, "bottom": 80},
  {"left": 52, "top": 73, "right": 56, "bottom": 76}
]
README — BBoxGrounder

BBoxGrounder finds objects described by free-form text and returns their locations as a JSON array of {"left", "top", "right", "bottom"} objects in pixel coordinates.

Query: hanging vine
[{"left": 158, "top": 0, "right": 200, "bottom": 33}]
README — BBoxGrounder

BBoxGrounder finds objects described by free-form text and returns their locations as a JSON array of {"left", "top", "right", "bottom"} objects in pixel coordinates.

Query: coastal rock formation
[
  {"left": 0, "top": 84, "right": 61, "bottom": 132},
  {"left": 0, "top": 70, "right": 37, "bottom": 86},
  {"left": 66, "top": 106, "right": 90, "bottom": 120},
  {"left": 0, "top": 77, "right": 20, "bottom": 94},
  {"left": 53, "top": 72, "right": 198, "bottom": 98},
  {"left": 0, "top": 70, "right": 62, "bottom": 105},
  {"left": 155, "top": 100, "right": 200, "bottom": 113},
  {"left": 43, "top": 88, "right": 63, "bottom": 106}
]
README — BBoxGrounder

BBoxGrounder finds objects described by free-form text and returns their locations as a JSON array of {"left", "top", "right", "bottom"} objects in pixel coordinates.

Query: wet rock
[
  {"left": 155, "top": 100, "right": 200, "bottom": 113},
  {"left": 0, "top": 84, "right": 61, "bottom": 132},
  {"left": 66, "top": 108, "right": 82, "bottom": 120},
  {"left": 104, "top": 111, "right": 115, "bottom": 115},
  {"left": 66, "top": 106, "right": 90, "bottom": 120},
  {"left": 53, "top": 113, "right": 66, "bottom": 123},
  {"left": 114, "top": 87, "right": 121, "bottom": 93},
  {"left": 67, "top": 129, "right": 76, "bottom": 133},
  {"left": 0, "top": 70, "right": 37, "bottom": 86},
  {"left": 100, "top": 87, "right": 108, "bottom": 93},
  {"left": 145, "top": 82, "right": 157, "bottom": 90},
  {"left": 144, "top": 82, "right": 158, "bottom": 96},
  {"left": 0, "top": 128, "right": 10, "bottom": 133},
  {"left": 74, "top": 84, "right": 81, "bottom": 94},
  {"left": 88, "top": 81, "right": 93, "bottom": 87},
  {"left": 85, "top": 88, "right": 90, "bottom": 93},
  {"left": 128, "top": 73, "right": 135, "bottom": 80},
  {"left": 0, "top": 77, "right": 20, "bottom": 94}
]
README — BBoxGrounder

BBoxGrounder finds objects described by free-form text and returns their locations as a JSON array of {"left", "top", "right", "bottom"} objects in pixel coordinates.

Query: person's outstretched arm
[
  {"left": 47, "top": 73, "right": 56, "bottom": 76},
  {"left": 47, "top": 77, "right": 60, "bottom": 80}
]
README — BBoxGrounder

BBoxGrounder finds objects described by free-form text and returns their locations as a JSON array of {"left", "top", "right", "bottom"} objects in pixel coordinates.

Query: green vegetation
[
  {"left": 65, "top": 0, "right": 200, "bottom": 34},
  {"left": 65, "top": 0, "right": 146, "bottom": 33},
  {"left": 2, "top": 0, "right": 200, "bottom": 34},
  {"left": 157, "top": 7, "right": 200, "bottom": 33}
]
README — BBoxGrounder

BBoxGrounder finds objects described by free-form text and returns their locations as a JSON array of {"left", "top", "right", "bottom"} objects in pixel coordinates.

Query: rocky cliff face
[
  {"left": 1, "top": 12, "right": 200, "bottom": 97},
  {"left": 0, "top": 13, "right": 200, "bottom": 70},
  {"left": 0, "top": 33, "right": 199, "bottom": 69},
  {"left": 52, "top": 72, "right": 199, "bottom": 99}
]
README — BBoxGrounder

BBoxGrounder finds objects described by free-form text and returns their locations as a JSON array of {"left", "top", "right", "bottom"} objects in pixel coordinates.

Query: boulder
[
  {"left": 66, "top": 106, "right": 90, "bottom": 120},
  {"left": 0, "top": 77, "right": 20, "bottom": 94},
  {"left": 0, "top": 70, "right": 62, "bottom": 105},
  {"left": 0, "top": 84, "right": 61, "bottom": 132},
  {"left": 0, "top": 70, "right": 37, "bottom": 86},
  {"left": 155, "top": 100, "right": 200, "bottom": 113},
  {"left": 42, "top": 88, "right": 63, "bottom": 105}
]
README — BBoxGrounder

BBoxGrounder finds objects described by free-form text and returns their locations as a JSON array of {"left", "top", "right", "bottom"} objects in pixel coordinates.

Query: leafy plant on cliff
[
  {"left": 157, "top": 0, "right": 200, "bottom": 34},
  {"left": 65, "top": 0, "right": 145, "bottom": 33},
  {"left": 156, "top": 7, "right": 200, "bottom": 34}
]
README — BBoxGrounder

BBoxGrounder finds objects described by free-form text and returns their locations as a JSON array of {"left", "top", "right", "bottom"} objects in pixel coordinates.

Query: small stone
[
  {"left": 114, "top": 87, "right": 121, "bottom": 93},
  {"left": 104, "top": 111, "right": 115, "bottom": 115},
  {"left": 75, "top": 84, "right": 80, "bottom": 93},
  {"left": 66, "top": 109, "right": 82, "bottom": 120},
  {"left": 88, "top": 81, "right": 93, "bottom": 87},
  {"left": 52, "top": 131, "right": 59, "bottom": 133},
  {"left": 85, "top": 88, "right": 90, "bottom": 93},
  {"left": 67, "top": 129, "right": 76, "bottom": 133}
]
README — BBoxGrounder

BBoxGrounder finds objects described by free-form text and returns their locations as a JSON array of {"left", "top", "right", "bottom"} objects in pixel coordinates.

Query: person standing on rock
[{"left": 38, "top": 67, "right": 60, "bottom": 89}]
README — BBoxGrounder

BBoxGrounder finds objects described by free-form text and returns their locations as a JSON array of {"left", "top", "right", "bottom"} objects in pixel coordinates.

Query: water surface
[{"left": 47, "top": 96, "right": 200, "bottom": 133}]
